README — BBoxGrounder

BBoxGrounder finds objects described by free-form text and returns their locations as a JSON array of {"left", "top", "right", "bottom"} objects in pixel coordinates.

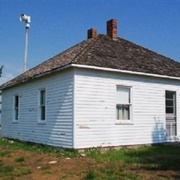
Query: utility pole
[
  {"left": 0, "top": 66, "right": 3, "bottom": 127},
  {"left": 20, "top": 14, "right": 31, "bottom": 72}
]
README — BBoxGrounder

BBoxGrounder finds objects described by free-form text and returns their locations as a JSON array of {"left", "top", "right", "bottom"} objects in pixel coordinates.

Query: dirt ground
[
  {"left": 0, "top": 149, "right": 96, "bottom": 180},
  {"left": 1, "top": 148, "right": 180, "bottom": 180}
]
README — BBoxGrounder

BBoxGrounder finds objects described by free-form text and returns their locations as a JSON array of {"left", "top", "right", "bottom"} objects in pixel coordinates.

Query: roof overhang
[
  {"left": 1, "top": 63, "right": 180, "bottom": 90},
  {"left": 71, "top": 64, "right": 180, "bottom": 81}
]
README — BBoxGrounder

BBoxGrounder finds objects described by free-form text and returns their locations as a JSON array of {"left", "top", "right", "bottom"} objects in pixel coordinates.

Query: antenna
[{"left": 20, "top": 13, "right": 31, "bottom": 72}]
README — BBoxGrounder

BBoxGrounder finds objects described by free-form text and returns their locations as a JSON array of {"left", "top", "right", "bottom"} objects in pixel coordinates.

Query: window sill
[{"left": 115, "top": 120, "right": 134, "bottom": 125}]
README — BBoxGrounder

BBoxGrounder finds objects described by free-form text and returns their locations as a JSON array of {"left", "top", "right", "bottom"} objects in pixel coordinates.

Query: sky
[{"left": 0, "top": 0, "right": 180, "bottom": 85}]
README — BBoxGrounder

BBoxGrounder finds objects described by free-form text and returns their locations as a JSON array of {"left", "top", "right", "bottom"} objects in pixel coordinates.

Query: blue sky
[{"left": 0, "top": 0, "right": 180, "bottom": 84}]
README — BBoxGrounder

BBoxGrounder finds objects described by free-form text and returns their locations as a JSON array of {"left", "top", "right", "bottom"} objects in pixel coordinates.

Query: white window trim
[
  {"left": 38, "top": 88, "right": 46, "bottom": 123},
  {"left": 13, "top": 94, "right": 20, "bottom": 123},
  {"left": 115, "top": 85, "right": 133, "bottom": 125}
]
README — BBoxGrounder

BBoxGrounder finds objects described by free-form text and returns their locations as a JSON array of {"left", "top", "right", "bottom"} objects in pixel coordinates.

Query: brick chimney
[
  {"left": 107, "top": 19, "right": 117, "bottom": 39},
  {"left": 87, "top": 28, "right": 97, "bottom": 39}
]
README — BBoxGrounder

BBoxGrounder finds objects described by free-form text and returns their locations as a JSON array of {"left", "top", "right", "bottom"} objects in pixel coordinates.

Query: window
[
  {"left": 116, "top": 86, "right": 131, "bottom": 121},
  {"left": 165, "top": 91, "right": 176, "bottom": 114},
  {"left": 14, "top": 95, "right": 19, "bottom": 121},
  {"left": 39, "top": 89, "right": 46, "bottom": 121}
]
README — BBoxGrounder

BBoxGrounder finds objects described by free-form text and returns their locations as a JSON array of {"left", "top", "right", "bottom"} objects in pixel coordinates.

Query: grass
[
  {"left": 84, "top": 145, "right": 180, "bottom": 179},
  {"left": 0, "top": 138, "right": 78, "bottom": 157},
  {"left": 0, "top": 162, "right": 31, "bottom": 177},
  {"left": 0, "top": 138, "right": 180, "bottom": 179},
  {"left": 87, "top": 145, "right": 180, "bottom": 170},
  {"left": 0, "top": 151, "right": 11, "bottom": 157},
  {"left": 15, "top": 156, "right": 25, "bottom": 163}
]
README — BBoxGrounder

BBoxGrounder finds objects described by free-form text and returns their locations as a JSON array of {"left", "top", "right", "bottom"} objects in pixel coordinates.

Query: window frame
[
  {"left": 115, "top": 85, "right": 133, "bottom": 124},
  {"left": 38, "top": 89, "right": 46, "bottom": 123},
  {"left": 13, "top": 94, "right": 20, "bottom": 122}
]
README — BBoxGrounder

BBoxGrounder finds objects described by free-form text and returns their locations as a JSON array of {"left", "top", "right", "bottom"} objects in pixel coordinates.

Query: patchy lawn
[{"left": 0, "top": 138, "right": 180, "bottom": 179}]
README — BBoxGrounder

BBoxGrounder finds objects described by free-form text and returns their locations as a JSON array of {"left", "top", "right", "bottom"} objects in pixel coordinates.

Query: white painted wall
[
  {"left": 74, "top": 68, "right": 180, "bottom": 148},
  {"left": 1, "top": 69, "right": 74, "bottom": 148},
  {"left": 2, "top": 67, "right": 180, "bottom": 149}
]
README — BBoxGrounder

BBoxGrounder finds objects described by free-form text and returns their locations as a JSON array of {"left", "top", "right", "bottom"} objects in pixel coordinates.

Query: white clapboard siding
[
  {"left": 74, "top": 68, "right": 180, "bottom": 148},
  {"left": 1, "top": 69, "right": 74, "bottom": 148},
  {"left": 2, "top": 66, "right": 180, "bottom": 149}
]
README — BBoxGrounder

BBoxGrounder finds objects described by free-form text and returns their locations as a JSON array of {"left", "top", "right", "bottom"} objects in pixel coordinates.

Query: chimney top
[
  {"left": 87, "top": 28, "right": 97, "bottom": 39},
  {"left": 107, "top": 19, "right": 117, "bottom": 39}
]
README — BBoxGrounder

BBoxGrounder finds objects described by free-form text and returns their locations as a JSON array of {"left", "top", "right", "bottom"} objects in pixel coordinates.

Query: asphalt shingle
[{"left": 1, "top": 34, "right": 180, "bottom": 89}]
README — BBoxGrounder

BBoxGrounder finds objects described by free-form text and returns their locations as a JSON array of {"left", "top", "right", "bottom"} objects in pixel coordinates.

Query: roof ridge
[{"left": 71, "top": 35, "right": 100, "bottom": 64}]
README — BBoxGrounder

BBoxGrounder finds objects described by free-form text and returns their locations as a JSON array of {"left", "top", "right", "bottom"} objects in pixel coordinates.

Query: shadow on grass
[
  {"left": 86, "top": 144, "right": 180, "bottom": 179},
  {"left": 123, "top": 145, "right": 180, "bottom": 171}
]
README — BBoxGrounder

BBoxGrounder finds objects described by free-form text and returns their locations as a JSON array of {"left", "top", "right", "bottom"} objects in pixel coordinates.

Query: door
[{"left": 165, "top": 91, "right": 177, "bottom": 137}]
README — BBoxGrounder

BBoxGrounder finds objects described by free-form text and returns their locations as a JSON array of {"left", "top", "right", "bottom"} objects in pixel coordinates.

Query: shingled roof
[{"left": 1, "top": 20, "right": 180, "bottom": 89}]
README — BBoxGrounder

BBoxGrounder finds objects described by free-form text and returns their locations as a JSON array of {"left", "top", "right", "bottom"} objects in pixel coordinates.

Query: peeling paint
[{"left": 79, "top": 125, "right": 90, "bottom": 129}]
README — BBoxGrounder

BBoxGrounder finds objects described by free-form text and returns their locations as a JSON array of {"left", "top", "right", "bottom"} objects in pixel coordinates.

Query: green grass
[
  {"left": 85, "top": 169, "right": 96, "bottom": 180},
  {"left": 85, "top": 145, "right": 180, "bottom": 169},
  {"left": 0, "top": 162, "right": 31, "bottom": 177},
  {"left": 84, "top": 145, "right": 180, "bottom": 179},
  {"left": 1, "top": 138, "right": 180, "bottom": 179},
  {"left": 0, "top": 151, "right": 11, "bottom": 157},
  {"left": 85, "top": 163, "right": 143, "bottom": 180},
  {"left": 15, "top": 156, "right": 25, "bottom": 163},
  {"left": 0, "top": 138, "right": 78, "bottom": 157}
]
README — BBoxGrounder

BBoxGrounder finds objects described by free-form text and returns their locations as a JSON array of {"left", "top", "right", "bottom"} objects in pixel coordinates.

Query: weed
[
  {"left": 0, "top": 162, "right": 31, "bottom": 177},
  {"left": 15, "top": 156, "right": 25, "bottom": 163},
  {"left": 14, "top": 168, "right": 31, "bottom": 176},
  {"left": 40, "top": 165, "right": 50, "bottom": 171},
  {"left": 100, "top": 167, "right": 117, "bottom": 180},
  {"left": 84, "top": 169, "right": 96, "bottom": 180},
  {"left": 0, "top": 151, "right": 11, "bottom": 157},
  {"left": 56, "top": 149, "right": 79, "bottom": 157},
  {"left": 0, "top": 163, "right": 14, "bottom": 176}
]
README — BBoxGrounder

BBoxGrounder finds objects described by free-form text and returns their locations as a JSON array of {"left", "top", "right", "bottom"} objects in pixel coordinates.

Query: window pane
[
  {"left": 123, "top": 105, "right": 130, "bottom": 120},
  {"left": 40, "top": 89, "right": 46, "bottom": 121},
  {"left": 15, "top": 96, "right": 19, "bottom": 108},
  {"left": 116, "top": 86, "right": 130, "bottom": 104},
  {"left": 166, "top": 100, "right": 173, "bottom": 107},
  {"left": 116, "top": 105, "right": 122, "bottom": 120},
  {"left": 40, "top": 90, "right": 45, "bottom": 105},
  {"left": 166, "top": 91, "right": 174, "bottom": 99},
  {"left": 15, "top": 109, "right": 19, "bottom": 120},
  {"left": 166, "top": 107, "right": 173, "bottom": 114},
  {"left": 41, "top": 106, "right": 45, "bottom": 120},
  {"left": 116, "top": 104, "right": 130, "bottom": 120},
  {"left": 14, "top": 95, "right": 19, "bottom": 120}
]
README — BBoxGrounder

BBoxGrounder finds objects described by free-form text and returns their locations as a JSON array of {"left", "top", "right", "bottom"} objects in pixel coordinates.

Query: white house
[{"left": 1, "top": 19, "right": 180, "bottom": 149}]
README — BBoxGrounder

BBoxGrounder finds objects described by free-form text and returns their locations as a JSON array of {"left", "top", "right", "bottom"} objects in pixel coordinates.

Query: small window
[
  {"left": 39, "top": 89, "right": 46, "bottom": 121},
  {"left": 165, "top": 91, "right": 176, "bottom": 114},
  {"left": 116, "top": 86, "right": 131, "bottom": 120},
  {"left": 14, "top": 95, "right": 19, "bottom": 121}
]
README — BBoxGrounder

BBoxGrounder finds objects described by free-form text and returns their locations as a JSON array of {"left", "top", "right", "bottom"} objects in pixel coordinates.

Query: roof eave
[
  {"left": 71, "top": 64, "right": 180, "bottom": 81},
  {"left": 1, "top": 63, "right": 180, "bottom": 90},
  {"left": 0, "top": 64, "right": 72, "bottom": 90}
]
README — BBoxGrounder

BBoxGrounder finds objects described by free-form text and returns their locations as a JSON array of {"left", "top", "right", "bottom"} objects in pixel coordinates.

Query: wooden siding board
[
  {"left": 1, "top": 70, "right": 74, "bottom": 148},
  {"left": 74, "top": 69, "right": 180, "bottom": 148}
]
